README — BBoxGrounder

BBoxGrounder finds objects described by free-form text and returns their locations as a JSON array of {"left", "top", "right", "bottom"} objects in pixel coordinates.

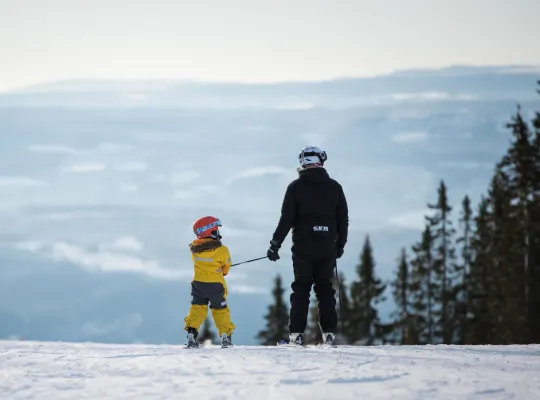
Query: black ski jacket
[{"left": 271, "top": 167, "right": 349, "bottom": 258}]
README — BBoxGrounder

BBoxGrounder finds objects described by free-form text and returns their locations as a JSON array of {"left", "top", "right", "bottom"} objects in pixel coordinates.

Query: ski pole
[{"left": 231, "top": 256, "right": 268, "bottom": 267}]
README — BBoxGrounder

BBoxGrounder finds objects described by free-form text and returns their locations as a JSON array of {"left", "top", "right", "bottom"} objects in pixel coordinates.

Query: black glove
[
  {"left": 267, "top": 240, "right": 281, "bottom": 262},
  {"left": 336, "top": 246, "right": 344, "bottom": 259}
]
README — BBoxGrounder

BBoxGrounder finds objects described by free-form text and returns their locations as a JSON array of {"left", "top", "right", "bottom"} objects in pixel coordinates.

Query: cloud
[
  {"left": 27, "top": 143, "right": 133, "bottom": 156},
  {"left": 225, "top": 166, "right": 288, "bottom": 185},
  {"left": 62, "top": 163, "right": 107, "bottom": 173},
  {"left": 119, "top": 184, "right": 139, "bottom": 193},
  {"left": 98, "top": 143, "right": 132, "bottom": 152},
  {"left": 38, "top": 213, "right": 78, "bottom": 222},
  {"left": 152, "top": 174, "right": 167, "bottom": 183},
  {"left": 300, "top": 133, "right": 327, "bottom": 147},
  {"left": 499, "top": 66, "right": 540, "bottom": 74},
  {"left": 388, "top": 210, "right": 429, "bottom": 230},
  {"left": 240, "top": 124, "right": 272, "bottom": 133},
  {"left": 27, "top": 144, "right": 84, "bottom": 155},
  {"left": 388, "top": 92, "right": 477, "bottom": 102},
  {"left": 169, "top": 171, "right": 201, "bottom": 185},
  {"left": 113, "top": 162, "right": 148, "bottom": 172},
  {"left": 50, "top": 242, "right": 182, "bottom": 279},
  {"left": 34, "top": 210, "right": 109, "bottom": 221},
  {"left": 14, "top": 240, "right": 45, "bottom": 252},
  {"left": 173, "top": 185, "right": 215, "bottom": 200},
  {"left": 105, "top": 236, "right": 144, "bottom": 252},
  {"left": 0, "top": 176, "right": 46, "bottom": 188},
  {"left": 125, "top": 93, "right": 149, "bottom": 102},
  {"left": 14, "top": 240, "right": 188, "bottom": 280},
  {"left": 219, "top": 226, "right": 261, "bottom": 238},
  {"left": 277, "top": 98, "right": 315, "bottom": 109},
  {"left": 390, "top": 92, "right": 450, "bottom": 101},
  {"left": 437, "top": 161, "right": 493, "bottom": 169},
  {"left": 391, "top": 131, "right": 429, "bottom": 143}
]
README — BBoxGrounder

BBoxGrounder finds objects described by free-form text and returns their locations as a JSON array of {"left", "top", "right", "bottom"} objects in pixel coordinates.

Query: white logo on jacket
[{"left": 313, "top": 226, "right": 329, "bottom": 232}]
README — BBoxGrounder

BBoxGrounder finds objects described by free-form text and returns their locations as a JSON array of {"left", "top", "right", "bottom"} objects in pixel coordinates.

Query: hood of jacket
[
  {"left": 298, "top": 167, "right": 330, "bottom": 183},
  {"left": 189, "top": 238, "right": 222, "bottom": 253}
]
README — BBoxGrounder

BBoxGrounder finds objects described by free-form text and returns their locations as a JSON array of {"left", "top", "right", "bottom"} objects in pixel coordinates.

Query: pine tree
[
  {"left": 484, "top": 168, "right": 514, "bottom": 344},
  {"left": 390, "top": 247, "right": 417, "bottom": 344},
  {"left": 455, "top": 195, "right": 473, "bottom": 344},
  {"left": 530, "top": 81, "right": 540, "bottom": 342},
  {"left": 348, "top": 235, "right": 387, "bottom": 345},
  {"left": 467, "top": 196, "right": 491, "bottom": 344},
  {"left": 496, "top": 105, "right": 536, "bottom": 343},
  {"left": 256, "top": 274, "right": 289, "bottom": 345},
  {"left": 409, "top": 224, "right": 435, "bottom": 344},
  {"left": 425, "top": 180, "right": 459, "bottom": 344},
  {"left": 198, "top": 318, "right": 217, "bottom": 344}
]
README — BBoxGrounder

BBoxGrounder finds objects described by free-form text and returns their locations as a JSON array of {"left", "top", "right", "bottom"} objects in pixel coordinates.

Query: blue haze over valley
[{"left": 1, "top": 65, "right": 539, "bottom": 345}]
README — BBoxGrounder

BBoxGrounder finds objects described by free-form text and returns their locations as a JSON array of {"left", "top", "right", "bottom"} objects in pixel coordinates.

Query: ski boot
[
  {"left": 289, "top": 333, "right": 304, "bottom": 346},
  {"left": 322, "top": 333, "right": 336, "bottom": 347},
  {"left": 185, "top": 327, "right": 200, "bottom": 349},
  {"left": 220, "top": 333, "right": 233, "bottom": 348}
]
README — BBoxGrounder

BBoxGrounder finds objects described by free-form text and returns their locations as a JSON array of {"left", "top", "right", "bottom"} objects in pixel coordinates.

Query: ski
[
  {"left": 183, "top": 344, "right": 230, "bottom": 349},
  {"left": 316, "top": 343, "right": 338, "bottom": 348},
  {"left": 276, "top": 340, "right": 337, "bottom": 348},
  {"left": 276, "top": 340, "right": 305, "bottom": 348}
]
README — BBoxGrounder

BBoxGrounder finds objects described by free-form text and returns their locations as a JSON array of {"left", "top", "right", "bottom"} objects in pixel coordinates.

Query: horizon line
[{"left": 3, "top": 63, "right": 540, "bottom": 95}]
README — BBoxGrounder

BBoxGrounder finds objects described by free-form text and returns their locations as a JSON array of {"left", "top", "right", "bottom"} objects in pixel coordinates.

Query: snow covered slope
[{"left": 0, "top": 340, "right": 539, "bottom": 399}]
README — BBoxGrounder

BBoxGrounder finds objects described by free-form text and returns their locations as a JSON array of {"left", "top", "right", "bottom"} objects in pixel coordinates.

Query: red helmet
[{"left": 193, "top": 216, "right": 222, "bottom": 239}]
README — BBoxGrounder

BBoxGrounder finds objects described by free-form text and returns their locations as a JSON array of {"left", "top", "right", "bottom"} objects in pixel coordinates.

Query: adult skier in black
[{"left": 267, "top": 146, "right": 349, "bottom": 346}]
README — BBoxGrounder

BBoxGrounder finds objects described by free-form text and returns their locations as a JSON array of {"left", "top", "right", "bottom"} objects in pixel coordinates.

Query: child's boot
[
  {"left": 220, "top": 333, "right": 233, "bottom": 348},
  {"left": 186, "top": 327, "right": 200, "bottom": 348}
]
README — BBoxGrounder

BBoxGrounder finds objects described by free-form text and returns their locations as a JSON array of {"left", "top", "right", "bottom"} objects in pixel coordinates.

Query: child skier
[{"left": 184, "top": 216, "right": 236, "bottom": 348}]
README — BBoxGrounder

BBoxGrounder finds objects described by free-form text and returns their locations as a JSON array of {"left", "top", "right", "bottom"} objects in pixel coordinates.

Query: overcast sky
[{"left": 1, "top": 0, "right": 539, "bottom": 92}]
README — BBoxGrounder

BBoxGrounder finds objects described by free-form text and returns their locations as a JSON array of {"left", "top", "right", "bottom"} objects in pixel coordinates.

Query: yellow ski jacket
[{"left": 189, "top": 238, "right": 232, "bottom": 285}]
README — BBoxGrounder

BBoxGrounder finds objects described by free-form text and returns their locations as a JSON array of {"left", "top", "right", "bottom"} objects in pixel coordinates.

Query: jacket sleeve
[
  {"left": 271, "top": 182, "right": 296, "bottom": 246},
  {"left": 336, "top": 183, "right": 349, "bottom": 248},
  {"left": 220, "top": 246, "right": 232, "bottom": 276}
]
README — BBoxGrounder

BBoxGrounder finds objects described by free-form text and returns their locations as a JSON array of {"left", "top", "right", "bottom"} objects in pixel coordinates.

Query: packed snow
[{"left": 0, "top": 340, "right": 539, "bottom": 399}]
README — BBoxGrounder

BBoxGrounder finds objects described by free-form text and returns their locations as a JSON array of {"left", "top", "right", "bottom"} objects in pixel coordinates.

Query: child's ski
[{"left": 183, "top": 344, "right": 230, "bottom": 349}]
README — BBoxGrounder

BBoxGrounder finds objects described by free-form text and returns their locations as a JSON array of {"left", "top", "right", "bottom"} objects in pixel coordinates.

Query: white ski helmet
[{"left": 298, "top": 145, "right": 327, "bottom": 169}]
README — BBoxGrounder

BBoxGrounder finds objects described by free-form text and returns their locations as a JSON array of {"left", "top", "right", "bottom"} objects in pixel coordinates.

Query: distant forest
[{"left": 254, "top": 81, "right": 540, "bottom": 346}]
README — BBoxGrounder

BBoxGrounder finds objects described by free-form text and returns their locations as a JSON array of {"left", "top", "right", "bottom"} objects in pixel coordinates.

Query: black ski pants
[{"left": 289, "top": 252, "right": 337, "bottom": 334}]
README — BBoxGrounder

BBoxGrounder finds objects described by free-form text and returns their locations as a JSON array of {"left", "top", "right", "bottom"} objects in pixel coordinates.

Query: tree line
[{"left": 256, "top": 81, "right": 540, "bottom": 346}]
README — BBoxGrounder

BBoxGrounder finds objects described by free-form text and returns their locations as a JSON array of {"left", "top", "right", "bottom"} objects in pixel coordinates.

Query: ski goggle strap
[{"left": 195, "top": 219, "right": 222, "bottom": 235}]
